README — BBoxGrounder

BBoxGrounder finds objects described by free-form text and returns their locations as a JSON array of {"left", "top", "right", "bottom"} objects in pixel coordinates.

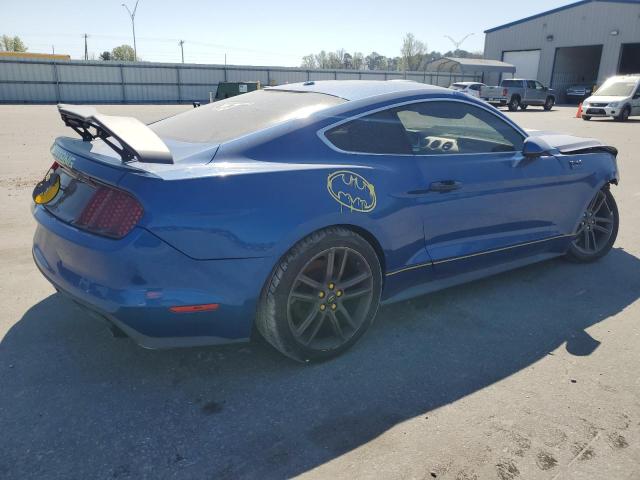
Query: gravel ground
[{"left": 0, "top": 104, "right": 638, "bottom": 480}]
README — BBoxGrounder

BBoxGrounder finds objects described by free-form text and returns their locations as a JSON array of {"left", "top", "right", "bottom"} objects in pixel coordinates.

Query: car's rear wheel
[
  {"left": 508, "top": 97, "right": 520, "bottom": 112},
  {"left": 566, "top": 188, "right": 618, "bottom": 263},
  {"left": 543, "top": 96, "right": 555, "bottom": 111},
  {"left": 256, "top": 227, "right": 382, "bottom": 362}
]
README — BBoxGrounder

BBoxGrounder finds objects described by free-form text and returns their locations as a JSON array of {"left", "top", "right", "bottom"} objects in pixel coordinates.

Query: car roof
[{"left": 267, "top": 80, "right": 450, "bottom": 101}]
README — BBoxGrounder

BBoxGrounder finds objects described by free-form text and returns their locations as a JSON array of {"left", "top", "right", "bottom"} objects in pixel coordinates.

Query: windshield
[
  {"left": 593, "top": 80, "right": 637, "bottom": 97},
  {"left": 151, "top": 90, "right": 345, "bottom": 143},
  {"left": 450, "top": 84, "right": 466, "bottom": 90}
]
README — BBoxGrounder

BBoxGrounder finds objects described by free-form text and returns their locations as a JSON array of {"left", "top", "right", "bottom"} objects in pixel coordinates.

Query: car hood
[
  {"left": 526, "top": 130, "right": 617, "bottom": 156},
  {"left": 584, "top": 95, "right": 627, "bottom": 103}
]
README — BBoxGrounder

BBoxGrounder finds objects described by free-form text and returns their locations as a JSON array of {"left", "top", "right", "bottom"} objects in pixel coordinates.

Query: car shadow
[{"left": 1, "top": 248, "right": 639, "bottom": 479}]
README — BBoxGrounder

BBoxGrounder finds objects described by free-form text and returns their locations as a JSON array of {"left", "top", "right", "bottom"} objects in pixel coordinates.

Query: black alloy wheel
[
  {"left": 256, "top": 227, "right": 382, "bottom": 362},
  {"left": 566, "top": 188, "right": 618, "bottom": 262}
]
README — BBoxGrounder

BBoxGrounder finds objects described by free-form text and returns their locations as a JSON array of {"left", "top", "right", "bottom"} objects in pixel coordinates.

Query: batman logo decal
[{"left": 327, "top": 170, "right": 376, "bottom": 213}]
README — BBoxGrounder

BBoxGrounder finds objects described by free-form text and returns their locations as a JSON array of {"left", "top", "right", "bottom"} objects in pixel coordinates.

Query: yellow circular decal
[
  {"left": 33, "top": 172, "right": 61, "bottom": 205},
  {"left": 327, "top": 170, "right": 376, "bottom": 213}
]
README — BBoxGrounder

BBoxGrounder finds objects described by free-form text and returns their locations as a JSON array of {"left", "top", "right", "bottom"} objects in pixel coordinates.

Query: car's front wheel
[
  {"left": 566, "top": 188, "right": 618, "bottom": 263},
  {"left": 256, "top": 227, "right": 382, "bottom": 362},
  {"left": 615, "top": 105, "right": 630, "bottom": 122},
  {"left": 582, "top": 115, "right": 592, "bottom": 121}
]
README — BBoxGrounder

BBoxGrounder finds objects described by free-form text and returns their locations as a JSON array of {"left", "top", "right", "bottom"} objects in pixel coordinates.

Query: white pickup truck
[{"left": 480, "top": 79, "right": 556, "bottom": 111}]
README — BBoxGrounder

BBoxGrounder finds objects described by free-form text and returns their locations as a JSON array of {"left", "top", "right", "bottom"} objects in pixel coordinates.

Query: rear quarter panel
[{"left": 118, "top": 123, "right": 428, "bottom": 279}]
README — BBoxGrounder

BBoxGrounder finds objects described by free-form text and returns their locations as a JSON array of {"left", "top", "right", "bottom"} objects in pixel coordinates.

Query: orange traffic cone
[{"left": 576, "top": 102, "right": 583, "bottom": 118}]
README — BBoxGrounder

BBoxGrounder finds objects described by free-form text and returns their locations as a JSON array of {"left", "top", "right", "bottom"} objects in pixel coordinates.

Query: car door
[
  {"left": 536, "top": 81, "right": 550, "bottom": 104},
  {"left": 525, "top": 80, "right": 542, "bottom": 104},
  {"left": 469, "top": 84, "right": 482, "bottom": 98},
  {"left": 391, "top": 99, "right": 576, "bottom": 277}
]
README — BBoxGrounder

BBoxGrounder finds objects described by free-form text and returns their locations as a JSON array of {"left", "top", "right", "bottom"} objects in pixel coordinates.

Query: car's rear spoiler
[{"left": 57, "top": 104, "right": 173, "bottom": 164}]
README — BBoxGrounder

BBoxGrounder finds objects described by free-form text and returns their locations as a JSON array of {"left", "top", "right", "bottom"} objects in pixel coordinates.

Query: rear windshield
[
  {"left": 500, "top": 80, "right": 522, "bottom": 87},
  {"left": 594, "top": 80, "right": 638, "bottom": 97},
  {"left": 450, "top": 83, "right": 466, "bottom": 90},
  {"left": 150, "top": 90, "right": 345, "bottom": 143}
]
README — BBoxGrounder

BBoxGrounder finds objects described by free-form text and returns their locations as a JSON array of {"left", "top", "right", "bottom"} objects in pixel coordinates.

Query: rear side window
[
  {"left": 501, "top": 80, "right": 521, "bottom": 88},
  {"left": 324, "top": 109, "right": 413, "bottom": 155},
  {"left": 151, "top": 90, "right": 345, "bottom": 143}
]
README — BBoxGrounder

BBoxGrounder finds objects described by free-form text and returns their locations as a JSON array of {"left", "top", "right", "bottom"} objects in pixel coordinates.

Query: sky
[{"left": 2, "top": 0, "right": 577, "bottom": 66}]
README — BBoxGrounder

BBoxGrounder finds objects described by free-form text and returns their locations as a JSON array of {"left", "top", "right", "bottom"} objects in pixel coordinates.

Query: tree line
[
  {"left": 0, "top": 34, "right": 137, "bottom": 61},
  {"left": 1, "top": 35, "right": 28, "bottom": 53},
  {"left": 301, "top": 33, "right": 482, "bottom": 71}
]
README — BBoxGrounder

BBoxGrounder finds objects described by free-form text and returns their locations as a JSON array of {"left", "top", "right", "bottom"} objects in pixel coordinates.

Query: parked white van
[{"left": 582, "top": 75, "right": 640, "bottom": 121}]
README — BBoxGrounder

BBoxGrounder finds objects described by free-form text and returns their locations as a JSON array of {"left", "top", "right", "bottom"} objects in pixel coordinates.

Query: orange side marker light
[{"left": 169, "top": 303, "right": 220, "bottom": 313}]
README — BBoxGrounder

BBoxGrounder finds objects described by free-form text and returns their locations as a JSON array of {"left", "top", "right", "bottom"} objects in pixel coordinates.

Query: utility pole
[
  {"left": 122, "top": 0, "right": 141, "bottom": 61},
  {"left": 179, "top": 40, "right": 185, "bottom": 63},
  {"left": 84, "top": 34, "right": 88, "bottom": 60},
  {"left": 444, "top": 33, "right": 475, "bottom": 52},
  {"left": 52, "top": 45, "right": 55, "bottom": 55}
]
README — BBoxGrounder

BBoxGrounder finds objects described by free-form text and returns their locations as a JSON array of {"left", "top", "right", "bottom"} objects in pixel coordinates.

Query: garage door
[{"left": 503, "top": 50, "right": 541, "bottom": 79}]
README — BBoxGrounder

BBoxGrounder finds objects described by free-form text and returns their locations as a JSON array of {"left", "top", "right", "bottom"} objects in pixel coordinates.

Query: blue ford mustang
[{"left": 32, "top": 80, "right": 620, "bottom": 361}]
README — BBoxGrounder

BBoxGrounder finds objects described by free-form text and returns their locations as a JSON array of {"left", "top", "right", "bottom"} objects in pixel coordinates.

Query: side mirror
[{"left": 522, "top": 137, "right": 552, "bottom": 158}]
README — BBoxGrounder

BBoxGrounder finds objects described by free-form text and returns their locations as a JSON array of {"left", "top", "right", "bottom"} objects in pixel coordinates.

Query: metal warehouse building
[{"left": 484, "top": 0, "right": 640, "bottom": 100}]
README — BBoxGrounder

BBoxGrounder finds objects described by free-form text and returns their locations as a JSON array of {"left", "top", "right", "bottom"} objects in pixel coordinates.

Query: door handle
[{"left": 429, "top": 180, "right": 462, "bottom": 192}]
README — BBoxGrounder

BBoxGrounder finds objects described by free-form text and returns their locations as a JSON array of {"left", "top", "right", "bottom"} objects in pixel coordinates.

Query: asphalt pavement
[{"left": 0, "top": 104, "right": 638, "bottom": 479}]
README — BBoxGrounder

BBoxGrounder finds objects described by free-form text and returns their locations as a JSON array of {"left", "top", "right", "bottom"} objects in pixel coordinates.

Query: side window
[
  {"left": 470, "top": 84, "right": 481, "bottom": 91},
  {"left": 394, "top": 101, "right": 525, "bottom": 155},
  {"left": 324, "top": 109, "right": 412, "bottom": 155},
  {"left": 527, "top": 80, "right": 537, "bottom": 89},
  {"left": 535, "top": 81, "right": 545, "bottom": 90},
  {"left": 324, "top": 101, "right": 524, "bottom": 155}
]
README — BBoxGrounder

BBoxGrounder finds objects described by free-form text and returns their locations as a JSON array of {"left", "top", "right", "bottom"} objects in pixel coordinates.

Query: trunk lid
[{"left": 41, "top": 136, "right": 218, "bottom": 237}]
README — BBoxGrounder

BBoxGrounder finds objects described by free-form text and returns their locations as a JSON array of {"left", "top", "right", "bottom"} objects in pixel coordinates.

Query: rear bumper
[
  {"left": 32, "top": 205, "right": 273, "bottom": 348},
  {"left": 482, "top": 97, "right": 507, "bottom": 106}
]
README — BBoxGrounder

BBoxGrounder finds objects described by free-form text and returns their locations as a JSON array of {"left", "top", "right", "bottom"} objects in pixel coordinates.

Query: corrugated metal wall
[
  {"left": 0, "top": 58, "right": 480, "bottom": 104},
  {"left": 484, "top": 0, "right": 640, "bottom": 88}
]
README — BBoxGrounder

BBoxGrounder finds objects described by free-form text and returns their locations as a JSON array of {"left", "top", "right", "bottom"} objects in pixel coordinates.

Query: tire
[
  {"left": 543, "top": 96, "right": 555, "bottom": 111},
  {"left": 256, "top": 227, "right": 382, "bottom": 362},
  {"left": 507, "top": 96, "right": 520, "bottom": 112},
  {"left": 582, "top": 115, "right": 591, "bottom": 121},
  {"left": 615, "top": 105, "right": 630, "bottom": 122},
  {"left": 519, "top": 104, "right": 528, "bottom": 111},
  {"left": 565, "top": 188, "right": 619, "bottom": 263}
]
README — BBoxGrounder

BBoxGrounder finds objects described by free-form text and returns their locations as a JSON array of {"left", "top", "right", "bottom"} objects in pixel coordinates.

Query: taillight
[
  {"left": 76, "top": 185, "right": 143, "bottom": 239},
  {"left": 503, "top": 88, "right": 508, "bottom": 96}
]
